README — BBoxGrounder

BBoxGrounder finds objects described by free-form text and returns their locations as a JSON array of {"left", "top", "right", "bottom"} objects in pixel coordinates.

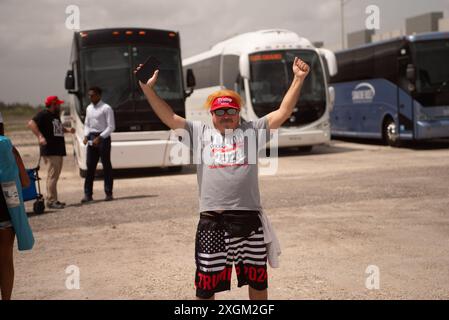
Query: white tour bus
[{"left": 182, "top": 29, "right": 337, "bottom": 150}]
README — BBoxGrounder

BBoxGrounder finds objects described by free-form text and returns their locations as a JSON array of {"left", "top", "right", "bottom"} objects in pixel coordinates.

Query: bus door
[{"left": 397, "top": 54, "right": 415, "bottom": 140}]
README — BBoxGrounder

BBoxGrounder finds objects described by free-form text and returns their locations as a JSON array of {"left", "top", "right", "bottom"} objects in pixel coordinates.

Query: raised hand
[
  {"left": 134, "top": 64, "right": 159, "bottom": 89},
  {"left": 293, "top": 57, "right": 310, "bottom": 81}
]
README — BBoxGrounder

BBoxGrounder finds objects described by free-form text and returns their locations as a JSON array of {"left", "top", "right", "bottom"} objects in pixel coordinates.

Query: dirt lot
[{"left": 6, "top": 129, "right": 449, "bottom": 300}]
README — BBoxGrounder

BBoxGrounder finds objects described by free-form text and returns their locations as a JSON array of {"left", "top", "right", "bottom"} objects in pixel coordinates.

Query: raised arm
[
  {"left": 135, "top": 67, "right": 186, "bottom": 130},
  {"left": 266, "top": 57, "right": 310, "bottom": 130}
]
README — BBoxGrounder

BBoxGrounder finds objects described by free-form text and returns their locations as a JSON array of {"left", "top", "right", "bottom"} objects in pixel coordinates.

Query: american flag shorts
[{"left": 194, "top": 212, "right": 268, "bottom": 298}]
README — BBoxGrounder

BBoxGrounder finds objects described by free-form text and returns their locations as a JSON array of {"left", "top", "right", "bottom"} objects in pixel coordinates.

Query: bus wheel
[
  {"left": 33, "top": 200, "right": 45, "bottom": 215},
  {"left": 79, "top": 168, "right": 87, "bottom": 178},
  {"left": 383, "top": 118, "right": 401, "bottom": 147}
]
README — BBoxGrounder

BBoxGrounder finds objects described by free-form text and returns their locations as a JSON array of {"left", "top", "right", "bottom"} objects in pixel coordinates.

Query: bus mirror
[
  {"left": 65, "top": 70, "right": 75, "bottom": 91},
  {"left": 240, "top": 55, "right": 250, "bottom": 79},
  {"left": 317, "top": 49, "right": 338, "bottom": 77},
  {"left": 186, "top": 69, "right": 196, "bottom": 88},
  {"left": 328, "top": 86, "right": 335, "bottom": 111},
  {"left": 406, "top": 64, "right": 416, "bottom": 82},
  {"left": 185, "top": 69, "right": 196, "bottom": 98}
]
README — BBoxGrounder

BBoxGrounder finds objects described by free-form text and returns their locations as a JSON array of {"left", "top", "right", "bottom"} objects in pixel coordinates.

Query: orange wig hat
[{"left": 204, "top": 89, "right": 244, "bottom": 111}]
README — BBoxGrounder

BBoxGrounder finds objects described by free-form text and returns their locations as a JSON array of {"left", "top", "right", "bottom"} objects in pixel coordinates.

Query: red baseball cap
[
  {"left": 210, "top": 96, "right": 241, "bottom": 112},
  {"left": 45, "top": 95, "right": 64, "bottom": 107}
]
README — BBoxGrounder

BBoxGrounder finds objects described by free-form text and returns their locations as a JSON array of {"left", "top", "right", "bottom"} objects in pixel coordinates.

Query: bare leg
[
  {"left": 249, "top": 287, "right": 267, "bottom": 300},
  {"left": 0, "top": 227, "right": 15, "bottom": 300}
]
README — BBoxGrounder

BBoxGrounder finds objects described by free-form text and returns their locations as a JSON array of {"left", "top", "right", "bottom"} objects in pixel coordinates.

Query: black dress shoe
[
  {"left": 105, "top": 194, "right": 114, "bottom": 201},
  {"left": 81, "top": 196, "right": 93, "bottom": 203}
]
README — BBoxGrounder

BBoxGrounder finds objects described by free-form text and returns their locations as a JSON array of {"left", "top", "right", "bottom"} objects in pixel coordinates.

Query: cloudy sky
[{"left": 0, "top": 0, "right": 448, "bottom": 105}]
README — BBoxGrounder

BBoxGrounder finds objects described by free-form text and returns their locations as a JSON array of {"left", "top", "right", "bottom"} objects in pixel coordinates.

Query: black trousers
[{"left": 84, "top": 133, "right": 113, "bottom": 197}]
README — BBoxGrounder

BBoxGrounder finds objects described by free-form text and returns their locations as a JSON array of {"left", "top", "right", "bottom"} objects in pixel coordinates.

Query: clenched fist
[{"left": 293, "top": 57, "right": 310, "bottom": 81}]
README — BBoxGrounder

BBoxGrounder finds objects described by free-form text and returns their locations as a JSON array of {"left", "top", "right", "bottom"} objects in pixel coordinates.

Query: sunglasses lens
[{"left": 213, "top": 108, "right": 239, "bottom": 116}]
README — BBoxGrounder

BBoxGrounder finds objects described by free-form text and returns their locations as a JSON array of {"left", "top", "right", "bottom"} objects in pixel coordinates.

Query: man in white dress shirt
[{"left": 81, "top": 86, "right": 115, "bottom": 203}]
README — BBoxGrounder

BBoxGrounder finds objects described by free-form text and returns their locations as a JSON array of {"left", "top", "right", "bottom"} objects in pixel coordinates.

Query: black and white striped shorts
[{"left": 194, "top": 211, "right": 268, "bottom": 299}]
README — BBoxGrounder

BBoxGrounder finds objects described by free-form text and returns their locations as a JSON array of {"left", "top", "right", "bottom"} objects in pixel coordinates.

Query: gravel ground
[{"left": 6, "top": 130, "right": 449, "bottom": 300}]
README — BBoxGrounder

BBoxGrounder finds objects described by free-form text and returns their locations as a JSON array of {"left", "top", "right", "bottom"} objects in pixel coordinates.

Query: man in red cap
[
  {"left": 28, "top": 96, "right": 75, "bottom": 209},
  {"left": 136, "top": 56, "right": 310, "bottom": 300}
]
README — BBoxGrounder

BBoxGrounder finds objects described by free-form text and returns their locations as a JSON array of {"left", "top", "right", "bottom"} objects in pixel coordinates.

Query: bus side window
[
  {"left": 374, "top": 42, "right": 399, "bottom": 84},
  {"left": 222, "top": 55, "right": 240, "bottom": 89},
  {"left": 397, "top": 56, "right": 412, "bottom": 92},
  {"left": 188, "top": 55, "right": 220, "bottom": 89},
  {"left": 234, "top": 74, "right": 246, "bottom": 104}
]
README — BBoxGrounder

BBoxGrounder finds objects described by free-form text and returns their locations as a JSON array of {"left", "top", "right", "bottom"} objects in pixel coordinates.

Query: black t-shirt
[{"left": 32, "top": 110, "right": 67, "bottom": 156}]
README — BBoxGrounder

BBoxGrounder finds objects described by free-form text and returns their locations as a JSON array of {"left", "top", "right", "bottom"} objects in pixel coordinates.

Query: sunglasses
[{"left": 212, "top": 108, "right": 238, "bottom": 116}]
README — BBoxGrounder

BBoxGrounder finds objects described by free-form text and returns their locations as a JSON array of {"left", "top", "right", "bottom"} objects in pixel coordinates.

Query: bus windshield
[
  {"left": 81, "top": 45, "right": 183, "bottom": 108},
  {"left": 249, "top": 50, "right": 326, "bottom": 125},
  {"left": 414, "top": 40, "right": 449, "bottom": 93},
  {"left": 132, "top": 46, "right": 184, "bottom": 101}
]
